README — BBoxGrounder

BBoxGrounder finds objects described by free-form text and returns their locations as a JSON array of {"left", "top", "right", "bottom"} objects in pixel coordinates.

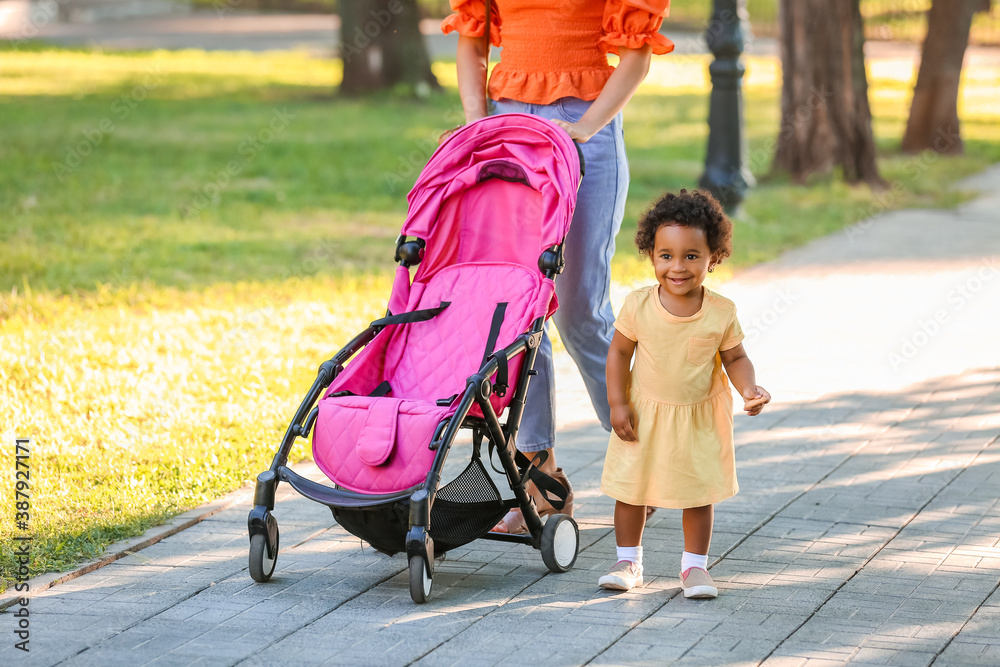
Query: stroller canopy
[{"left": 402, "top": 113, "right": 581, "bottom": 283}]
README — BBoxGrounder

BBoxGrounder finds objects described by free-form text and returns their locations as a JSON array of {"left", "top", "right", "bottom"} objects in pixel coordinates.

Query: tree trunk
[
  {"left": 773, "top": 0, "right": 883, "bottom": 186},
  {"left": 901, "top": 0, "right": 979, "bottom": 154},
  {"left": 339, "top": 0, "right": 441, "bottom": 96}
]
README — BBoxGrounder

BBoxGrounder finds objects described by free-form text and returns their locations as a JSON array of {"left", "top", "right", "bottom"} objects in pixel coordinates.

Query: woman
[{"left": 442, "top": 0, "right": 673, "bottom": 533}]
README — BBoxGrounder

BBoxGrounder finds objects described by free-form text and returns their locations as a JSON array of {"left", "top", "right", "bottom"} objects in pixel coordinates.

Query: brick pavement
[{"left": 5, "top": 172, "right": 1000, "bottom": 665}]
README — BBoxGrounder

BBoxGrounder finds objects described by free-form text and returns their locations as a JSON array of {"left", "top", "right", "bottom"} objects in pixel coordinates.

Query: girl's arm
[
  {"left": 551, "top": 44, "right": 653, "bottom": 143},
  {"left": 456, "top": 34, "right": 490, "bottom": 124},
  {"left": 720, "top": 343, "right": 771, "bottom": 416},
  {"left": 607, "top": 331, "right": 638, "bottom": 441}
]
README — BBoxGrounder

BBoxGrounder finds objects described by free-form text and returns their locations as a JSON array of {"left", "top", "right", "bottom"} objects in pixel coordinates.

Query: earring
[{"left": 708, "top": 266, "right": 714, "bottom": 273}]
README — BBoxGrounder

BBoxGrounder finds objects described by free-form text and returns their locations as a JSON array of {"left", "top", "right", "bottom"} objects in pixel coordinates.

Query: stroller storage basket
[
  {"left": 333, "top": 453, "right": 508, "bottom": 556},
  {"left": 425, "top": 455, "right": 509, "bottom": 550}
]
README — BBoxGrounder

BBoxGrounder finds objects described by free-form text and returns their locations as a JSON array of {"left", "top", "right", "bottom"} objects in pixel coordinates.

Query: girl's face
[{"left": 649, "top": 223, "right": 715, "bottom": 298}]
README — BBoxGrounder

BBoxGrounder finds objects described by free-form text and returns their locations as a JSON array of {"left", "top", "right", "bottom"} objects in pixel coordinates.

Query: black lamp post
[{"left": 698, "top": 0, "right": 755, "bottom": 214}]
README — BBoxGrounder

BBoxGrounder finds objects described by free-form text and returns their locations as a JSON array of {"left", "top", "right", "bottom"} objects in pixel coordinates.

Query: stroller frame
[{"left": 247, "top": 239, "right": 578, "bottom": 602}]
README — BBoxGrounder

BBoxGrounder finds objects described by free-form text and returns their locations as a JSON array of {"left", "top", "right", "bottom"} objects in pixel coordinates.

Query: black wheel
[
  {"left": 409, "top": 555, "right": 432, "bottom": 603},
  {"left": 249, "top": 528, "right": 279, "bottom": 582},
  {"left": 540, "top": 514, "right": 579, "bottom": 573}
]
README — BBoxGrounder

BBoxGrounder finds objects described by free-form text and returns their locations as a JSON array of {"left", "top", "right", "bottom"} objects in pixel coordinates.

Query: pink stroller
[{"left": 247, "top": 114, "right": 583, "bottom": 603}]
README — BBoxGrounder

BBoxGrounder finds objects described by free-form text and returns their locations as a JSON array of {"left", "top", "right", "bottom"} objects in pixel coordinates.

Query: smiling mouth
[{"left": 669, "top": 277, "right": 689, "bottom": 284}]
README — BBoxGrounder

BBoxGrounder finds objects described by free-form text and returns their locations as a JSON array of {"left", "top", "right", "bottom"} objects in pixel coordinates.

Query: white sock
[
  {"left": 681, "top": 551, "right": 708, "bottom": 573},
  {"left": 617, "top": 546, "right": 643, "bottom": 566}
]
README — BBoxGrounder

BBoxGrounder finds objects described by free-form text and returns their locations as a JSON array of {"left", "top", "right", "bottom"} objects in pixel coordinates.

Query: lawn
[{"left": 1, "top": 44, "right": 998, "bottom": 587}]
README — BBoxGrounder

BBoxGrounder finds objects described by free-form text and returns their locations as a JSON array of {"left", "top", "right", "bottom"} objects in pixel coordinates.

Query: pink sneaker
[
  {"left": 679, "top": 567, "right": 718, "bottom": 599},
  {"left": 599, "top": 560, "right": 643, "bottom": 591}
]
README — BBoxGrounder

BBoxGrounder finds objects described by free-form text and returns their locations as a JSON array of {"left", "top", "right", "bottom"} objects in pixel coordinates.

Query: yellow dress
[{"left": 600, "top": 285, "right": 745, "bottom": 509}]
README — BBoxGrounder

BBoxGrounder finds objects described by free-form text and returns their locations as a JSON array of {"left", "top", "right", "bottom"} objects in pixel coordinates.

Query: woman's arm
[
  {"left": 607, "top": 331, "right": 638, "bottom": 441},
  {"left": 552, "top": 44, "right": 653, "bottom": 143},
  {"left": 456, "top": 34, "right": 490, "bottom": 124},
  {"left": 720, "top": 343, "right": 771, "bottom": 416}
]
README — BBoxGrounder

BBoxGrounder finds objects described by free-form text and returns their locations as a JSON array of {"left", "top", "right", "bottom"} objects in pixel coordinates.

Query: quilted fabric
[
  {"left": 356, "top": 399, "right": 400, "bottom": 466},
  {"left": 387, "top": 262, "right": 541, "bottom": 402},
  {"left": 313, "top": 262, "right": 546, "bottom": 493},
  {"left": 314, "top": 395, "right": 451, "bottom": 493},
  {"left": 404, "top": 114, "right": 580, "bottom": 266}
]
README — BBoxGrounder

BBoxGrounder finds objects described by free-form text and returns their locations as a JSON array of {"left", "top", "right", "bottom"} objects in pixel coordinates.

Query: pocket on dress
[{"left": 687, "top": 337, "right": 718, "bottom": 365}]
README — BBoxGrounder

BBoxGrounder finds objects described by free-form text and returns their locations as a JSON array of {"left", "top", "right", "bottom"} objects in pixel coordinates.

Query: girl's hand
[
  {"left": 742, "top": 386, "right": 771, "bottom": 416},
  {"left": 439, "top": 124, "right": 464, "bottom": 145},
  {"left": 551, "top": 119, "right": 596, "bottom": 144},
  {"left": 610, "top": 404, "right": 638, "bottom": 441}
]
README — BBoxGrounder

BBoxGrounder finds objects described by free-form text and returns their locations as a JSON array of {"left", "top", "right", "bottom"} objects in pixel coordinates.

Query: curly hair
[{"left": 634, "top": 189, "right": 733, "bottom": 264}]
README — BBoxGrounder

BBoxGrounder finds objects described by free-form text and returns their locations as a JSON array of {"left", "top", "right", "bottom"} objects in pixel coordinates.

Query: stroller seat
[{"left": 313, "top": 261, "right": 550, "bottom": 495}]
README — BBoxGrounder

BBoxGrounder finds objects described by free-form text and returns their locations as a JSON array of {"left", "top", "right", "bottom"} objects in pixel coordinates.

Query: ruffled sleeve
[
  {"left": 440, "top": 0, "right": 502, "bottom": 47},
  {"left": 599, "top": 0, "right": 674, "bottom": 56}
]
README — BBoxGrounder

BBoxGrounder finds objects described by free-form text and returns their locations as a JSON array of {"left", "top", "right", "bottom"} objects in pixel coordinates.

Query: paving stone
[{"left": 14, "top": 183, "right": 1000, "bottom": 665}]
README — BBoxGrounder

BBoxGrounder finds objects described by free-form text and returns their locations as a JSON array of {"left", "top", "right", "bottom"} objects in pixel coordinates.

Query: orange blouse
[{"left": 441, "top": 0, "right": 673, "bottom": 105}]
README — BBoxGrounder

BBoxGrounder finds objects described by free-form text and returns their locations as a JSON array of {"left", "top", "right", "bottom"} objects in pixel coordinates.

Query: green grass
[{"left": 1, "top": 45, "right": 998, "bottom": 587}]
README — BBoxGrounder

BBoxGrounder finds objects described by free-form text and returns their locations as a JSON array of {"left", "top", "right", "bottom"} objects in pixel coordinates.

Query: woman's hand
[
  {"left": 551, "top": 119, "right": 597, "bottom": 144},
  {"left": 554, "top": 44, "right": 653, "bottom": 146},
  {"left": 742, "top": 386, "right": 771, "bottom": 416},
  {"left": 610, "top": 404, "right": 638, "bottom": 441}
]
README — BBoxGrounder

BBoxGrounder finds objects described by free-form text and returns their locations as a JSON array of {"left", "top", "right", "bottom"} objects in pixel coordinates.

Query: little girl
[{"left": 599, "top": 189, "right": 770, "bottom": 598}]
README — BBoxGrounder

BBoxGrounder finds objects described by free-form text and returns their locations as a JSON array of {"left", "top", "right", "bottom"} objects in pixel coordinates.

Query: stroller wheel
[
  {"left": 541, "top": 514, "right": 579, "bottom": 573},
  {"left": 249, "top": 528, "right": 279, "bottom": 582},
  {"left": 409, "top": 555, "right": 433, "bottom": 603}
]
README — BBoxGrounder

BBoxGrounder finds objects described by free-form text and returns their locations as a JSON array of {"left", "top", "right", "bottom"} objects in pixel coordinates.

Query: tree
[
  {"left": 340, "top": 0, "right": 441, "bottom": 96},
  {"left": 773, "top": 0, "right": 884, "bottom": 187},
  {"left": 901, "top": 0, "right": 986, "bottom": 154}
]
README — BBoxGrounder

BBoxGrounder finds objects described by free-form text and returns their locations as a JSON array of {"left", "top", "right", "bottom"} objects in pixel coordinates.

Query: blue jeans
[{"left": 492, "top": 97, "right": 630, "bottom": 451}]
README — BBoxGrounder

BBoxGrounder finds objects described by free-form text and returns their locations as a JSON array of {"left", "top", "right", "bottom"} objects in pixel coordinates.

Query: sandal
[
  {"left": 491, "top": 468, "right": 575, "bottom": 535},
  {"left": 491, "top": 508, "right": 528, "bottom": 534},
  {"left": 533, "top": 468, "right": 574, "bottom": 519}
]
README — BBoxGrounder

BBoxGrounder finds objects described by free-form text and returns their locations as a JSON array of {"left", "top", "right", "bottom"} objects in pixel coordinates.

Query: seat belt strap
[
  {"left": 368, "top": 381, "right": 391, "bottom": 397},
  {"left": 370, "top": 301, "right": 450, "bottom": 328},
  {"left": 481, "top": 302, "right": 509, "bottom": 396}
]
